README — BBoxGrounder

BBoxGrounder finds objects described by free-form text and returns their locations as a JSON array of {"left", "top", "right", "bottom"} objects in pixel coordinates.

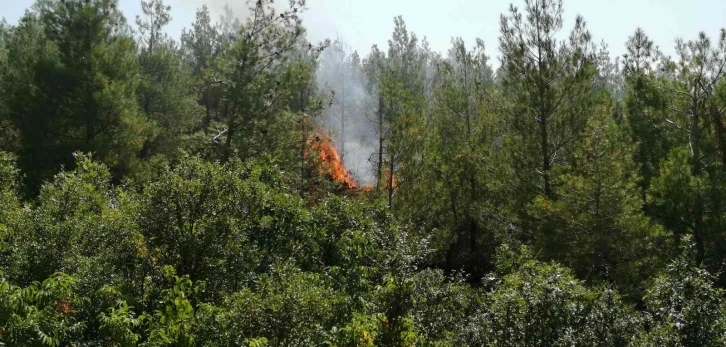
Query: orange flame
[
  {"left": 308, "top": 130, "right": 358, "bottom": 189},
  {"left": 384, "top": 168, "right": 398, "bottom": 190}
]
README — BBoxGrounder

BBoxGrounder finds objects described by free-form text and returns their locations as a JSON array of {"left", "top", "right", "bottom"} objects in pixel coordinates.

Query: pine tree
[
  {"left": 649, "top": 30, "right": 726, "bottom": 264},
  {"left": 382, "top": 16, "right": 427, "bottom": 208},
  {"left": 134, "top": 0, "right": 202, "bottom": 179},
  {"left": 212, "top": 0, "right": 315, "bottom": 162},
  {"left": 497, "top": 0, "right": 596, "bottom": 201},
  {"left": 181, "top": 5, "right": 221, "bottom": 135},
  {"left": 531, "top": 92, "right": 667, "bottom": 295},
  {"left": 134, "top": 0, "right": 170, "bottom": 54},
  {"left": 622, "top": 28, "right": 673, "bottom": 200},
  {"left": 3, "top": 0, "right": 148, "bottom": 191},
  {"left": 419, "top": 38, "right": 498, "bottom": 275}
]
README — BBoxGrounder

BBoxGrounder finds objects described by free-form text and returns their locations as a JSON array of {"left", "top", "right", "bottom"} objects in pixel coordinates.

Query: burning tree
[{"left": 307, "top": 130, "right": 358, "bottom": 189}]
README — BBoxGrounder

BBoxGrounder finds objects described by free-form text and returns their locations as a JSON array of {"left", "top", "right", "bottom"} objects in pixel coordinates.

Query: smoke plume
[{"left": 315, "top": 39, "right": 377, "bottom": 186}]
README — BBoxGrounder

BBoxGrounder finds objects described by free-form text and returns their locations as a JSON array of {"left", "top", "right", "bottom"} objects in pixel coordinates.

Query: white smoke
[
  {"left": 315, "top": 38, "right": 377, "bottom": 186},
  {"left": 174, "top": 1, "right": 379, "bottom": 185}
]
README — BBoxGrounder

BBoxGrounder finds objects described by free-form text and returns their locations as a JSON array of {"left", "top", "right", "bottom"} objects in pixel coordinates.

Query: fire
[
  {"left": 308, "top": 130, "right": 358, "bottom": 189},
  {"left": 384, "top": 169, "right": 398, "bottom": 190}
]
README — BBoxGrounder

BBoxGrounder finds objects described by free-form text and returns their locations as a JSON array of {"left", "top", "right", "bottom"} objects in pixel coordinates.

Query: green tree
[
  {"left": 0, "top": 20, "right": 19, "bottom": 152},
  {"left": 0, "top": 273, "right": 83, "bottom": 346},
  {"left": 5, "top": 153, "right": 145, "bottom": 289},
  {"left": 211, "top": 0, "right": 317, "bottom": 162},
  {"left": 381, "top": 16, "right": 427, "bottom": 208},
  {"left": 412, "top": 38, "right": 504, "bottom": 276},
  {"left": 531, "top": 94, "right": 668, "bottom": 296},
  {"left": 0, "top": 152, "right": 22, "bottom": 271},
  {"left": 134, "top": 0, "right": 202, "bottom": 181},
  {"left": 460, "top": 245, "right": 644, "bottom": 346},
  {"left": 200, "top": 264, "right": 344, "bottom": 346},
  {"left": 135, "top": 0, "right": 170, "bottom": 54},
  {"left": 497, "top": 0, "right": 596, "bottom": 205},
  {"left": 3, "top": 0, "right": 148, "bottom": 192},
  {"left": 180, "top": 5, "right": 219, "bottom": 77},
  {"left": 638, "top": 242, "right": 726, "bottom": 346},
  {"left": 622, "top": 28, "right": 673, "bottom": 201},
  {"left": 181, "top": 5, "right": 220, "bottom": 137},
  {"left": 647, "top": 30, "right": 726, "bottom": 267}
]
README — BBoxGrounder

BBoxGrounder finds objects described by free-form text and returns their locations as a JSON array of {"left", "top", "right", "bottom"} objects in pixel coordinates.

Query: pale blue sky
[{"left": 2, "top": 0, "right": 725, "bottom": 63}]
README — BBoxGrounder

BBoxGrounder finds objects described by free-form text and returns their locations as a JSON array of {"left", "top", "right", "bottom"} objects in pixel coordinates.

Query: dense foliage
[{"left": 1, "top": 0, "right": 726, "bottom": 345}]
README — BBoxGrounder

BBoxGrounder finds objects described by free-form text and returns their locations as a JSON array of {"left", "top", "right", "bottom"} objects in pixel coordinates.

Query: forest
[{"left": 0, "top": 0, "right": 726, "bottom": 345}]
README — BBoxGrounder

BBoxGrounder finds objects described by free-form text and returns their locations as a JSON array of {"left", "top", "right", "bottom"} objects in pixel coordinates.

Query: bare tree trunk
[{"left": 341, "top": 79, "right": 346, "bottom": 164}]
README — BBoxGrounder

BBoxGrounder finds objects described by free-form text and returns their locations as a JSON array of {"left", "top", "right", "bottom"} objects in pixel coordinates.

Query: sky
[{"left": 2, "top": 0, "right": 726, "bottom": 64}]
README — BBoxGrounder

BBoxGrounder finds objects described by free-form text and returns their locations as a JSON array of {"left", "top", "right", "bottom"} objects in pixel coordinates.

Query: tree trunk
[
  {"left": 85, "top": 98, "right": 95, "bottom": 149},
  {"left": 469, "top": 172, "right": 477, "bottom": 256},
  {"left": 300, "top": 118, "right": 307, "bottom": 190},
  {"left": 223, "top": 120, "right": 235, "bottom": 162},
  {"left": 710, "top": 104, "right": 726, "bottom": 166},
  {"left": 377, "top": 93, "right": 384, "bottom": 191},
  {"left": 386, "top": 95, "right": 394, "bottom": 209},
  {"left": 535, "top": 28, "right": 552, "bottom": 198},
  {"left": 341, "top": 76, "right": 346, "bottom": 164},
  {"left": 388, "top": 155, "right": 394, "bottom": 209},
  {"left": 450, "top": 188, "right": 459, "bottom": 228},
  {"left": 691, "top": 91, "right": 705, "bottom": 263},
  {"left": 149, "top": 27, "right": 155, "bottom": 54},
  {"left": 84, "top": 19, "right": 95, "bottom": 150},
  {"left": 465, "top": 85, "right": 478, "bottom": 257},
  {"left": 540, "top": 112, "right": 551, "bottom": 197},
  {"left": 202, "top": 88, "right": 211, "bottom": 133}
]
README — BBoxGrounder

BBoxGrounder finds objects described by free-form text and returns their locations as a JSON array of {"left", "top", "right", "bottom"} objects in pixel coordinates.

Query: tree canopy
[{"left": 1, "top": 0, "right": 726, "bottom": 345}]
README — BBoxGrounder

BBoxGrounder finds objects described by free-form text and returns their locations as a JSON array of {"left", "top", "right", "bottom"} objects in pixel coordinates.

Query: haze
[{"left": 3, "top": 0, "right": 726, "bottom": 61}]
